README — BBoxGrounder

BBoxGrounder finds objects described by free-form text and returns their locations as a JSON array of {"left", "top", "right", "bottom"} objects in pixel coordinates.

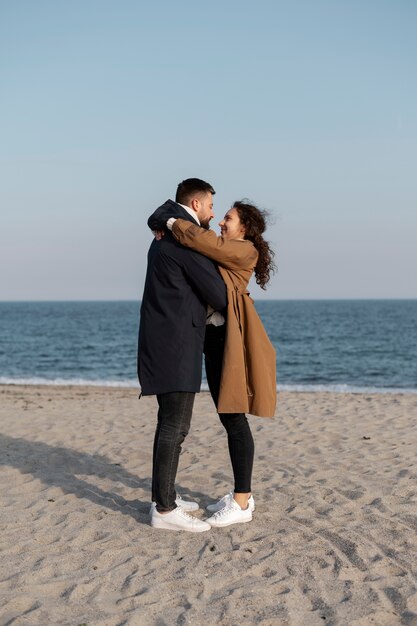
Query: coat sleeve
[
  {"left": 172, "top": 219, "right": 258, "bottom": 270},
  {"left": 148, "top": 204, "right": 186, "bottom": 231},
  {"left": 181, "top": 250, "right": 227, "bottom": 312}
]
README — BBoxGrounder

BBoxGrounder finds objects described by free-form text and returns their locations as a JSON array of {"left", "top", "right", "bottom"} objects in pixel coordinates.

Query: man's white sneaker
[
  {"left": 150, "top": 495, "right": 199, "bottom": 515},
  {"left": 151, "top": 507, "right": 211, "bottom": 532},
  {"left": 206, "top": 491, "right": 255, "bottom": 513},
  {"left": 206, "top": 498, "right": 252, "bottom": 528}
]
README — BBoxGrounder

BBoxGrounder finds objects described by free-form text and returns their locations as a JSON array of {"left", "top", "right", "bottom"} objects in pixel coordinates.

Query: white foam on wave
[
  {"left": 1, "top": 377, "right": 416, "bottom": 395},
  {"left": 277, "top": 383, "right": 417, "bottom": 395}
]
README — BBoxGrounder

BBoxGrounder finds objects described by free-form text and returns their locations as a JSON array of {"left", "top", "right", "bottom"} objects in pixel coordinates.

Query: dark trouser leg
[
  {"left": 218, "top": 413, "right": 254, "bottom": 493},
  {"left": 204, "top": 325, "right": 254, "bottom": 494},
  {"left": 152, "top": 392, "right": 195, "bottom": 513},
  {"left": 151, "top": 420, "right": 161, "bottom": 502}
]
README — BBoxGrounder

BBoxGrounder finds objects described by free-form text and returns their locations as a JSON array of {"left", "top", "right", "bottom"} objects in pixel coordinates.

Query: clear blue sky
[{"left": 1, "top": 0, "right": 416, "bottom": 300}]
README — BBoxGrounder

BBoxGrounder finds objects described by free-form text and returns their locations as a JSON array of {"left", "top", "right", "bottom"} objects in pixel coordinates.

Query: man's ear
[{"left": 190, "top": 197, "right": 200, "bottom": 213}]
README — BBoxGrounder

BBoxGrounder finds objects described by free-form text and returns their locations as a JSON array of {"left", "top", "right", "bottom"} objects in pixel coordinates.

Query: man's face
[{"left": 194, "top": 192, "right": 214, "bottom": 229}]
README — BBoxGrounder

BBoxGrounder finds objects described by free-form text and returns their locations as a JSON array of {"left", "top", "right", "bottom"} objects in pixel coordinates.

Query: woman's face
[{"left": 219, "top": 207, "right": 246, "bottom": 240}]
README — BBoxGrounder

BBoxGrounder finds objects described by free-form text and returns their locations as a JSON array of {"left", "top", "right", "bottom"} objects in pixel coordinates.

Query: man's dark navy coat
[{"left": 137, "top": 201, "right": 227, "bottom": 395}]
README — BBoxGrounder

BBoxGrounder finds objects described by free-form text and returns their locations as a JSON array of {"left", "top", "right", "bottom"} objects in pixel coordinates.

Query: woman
[{"left": 164, "top": 200, "right": 277, "bottom": 528}]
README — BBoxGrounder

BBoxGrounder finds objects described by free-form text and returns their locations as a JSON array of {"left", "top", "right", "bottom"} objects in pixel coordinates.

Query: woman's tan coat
[{"left": 172, "top": 219, "right": 276, "bottom": 417}]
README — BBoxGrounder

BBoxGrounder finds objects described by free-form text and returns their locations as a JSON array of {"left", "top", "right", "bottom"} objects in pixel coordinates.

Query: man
[{"left": 137, "top": 178, "right": 227, "bottom": 532}]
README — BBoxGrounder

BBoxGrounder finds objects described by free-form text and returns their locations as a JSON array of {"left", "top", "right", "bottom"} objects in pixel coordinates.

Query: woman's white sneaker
[
  {"left": 206, "top": 498, "right": 252, "bottom": 528},
  {"left": 206, "top": 492, "right": 255, "bottom": 513},
  {"left": 151, "top": 507, "right": 211, "bottom": 532},
  {"left": 175, "top": 495, "right": 199, "bottom": 511}
]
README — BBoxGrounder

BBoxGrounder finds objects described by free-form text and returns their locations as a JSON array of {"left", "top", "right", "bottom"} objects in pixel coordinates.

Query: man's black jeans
[
  {"left": 204, "top": 324, "right": 254, "bottom": 493},
  {"left": 152, "top": 391, "right": 195, "bottom": 512}
]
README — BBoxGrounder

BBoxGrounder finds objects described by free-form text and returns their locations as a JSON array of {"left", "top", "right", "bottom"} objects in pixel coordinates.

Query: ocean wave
[{"left": 1, "top": 377, "right": 417, "bottom": 395}]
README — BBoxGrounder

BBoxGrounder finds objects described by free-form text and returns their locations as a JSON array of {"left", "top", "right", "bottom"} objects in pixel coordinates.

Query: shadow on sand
[{"left": 0, "top": 433, "right": 207, "bottom": 525}]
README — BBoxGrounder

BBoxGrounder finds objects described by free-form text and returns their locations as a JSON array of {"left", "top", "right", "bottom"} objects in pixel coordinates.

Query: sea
[{"left": 0, "top": 300, "right": 416, "bottom": 394}]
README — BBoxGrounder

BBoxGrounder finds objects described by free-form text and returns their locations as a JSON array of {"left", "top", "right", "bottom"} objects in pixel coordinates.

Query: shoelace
[
  {"left": 176, "top": 508, "right": 197, "bottom": 521},
  {"left": 213, "top": 502, "right": 239, "bottom": 519}
]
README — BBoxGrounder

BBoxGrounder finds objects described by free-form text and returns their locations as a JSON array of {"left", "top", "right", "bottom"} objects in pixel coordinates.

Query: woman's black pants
[{"left": 204, "top": 324, "right": 254, "bottom": 493}]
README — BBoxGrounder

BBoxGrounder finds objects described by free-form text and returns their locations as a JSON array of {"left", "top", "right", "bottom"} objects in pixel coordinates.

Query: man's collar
[{"left": 178, "top": 203, "right": 200, "bottom": 226}]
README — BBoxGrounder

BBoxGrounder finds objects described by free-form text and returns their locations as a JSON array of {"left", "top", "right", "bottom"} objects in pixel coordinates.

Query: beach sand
[{"left": 1, "top": 385, "right": 417, "bottom": 625}]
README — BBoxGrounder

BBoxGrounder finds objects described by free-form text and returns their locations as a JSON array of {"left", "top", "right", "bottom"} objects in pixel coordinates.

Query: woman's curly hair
[{"left": 233, "top": 200, "right": 276, "bottom": 290}]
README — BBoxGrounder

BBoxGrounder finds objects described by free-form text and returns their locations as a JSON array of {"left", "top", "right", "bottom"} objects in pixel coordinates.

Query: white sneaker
[
  {"left": 206, "top": 498, "right": 252, "bottom": 528},
  {"left": 150, "top": 495, "right": 199, "bottom": 515},
  {"left": 151, "top": 507, "right": 211, "bottom": 532},
  {"left": 206, "top": 491, "right": 255, "bottom": 513},
  {"left": 175, "top": 495, "right": 199, "bottom": 511}
]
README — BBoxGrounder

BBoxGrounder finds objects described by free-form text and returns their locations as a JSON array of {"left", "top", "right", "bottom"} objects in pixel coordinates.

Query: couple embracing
[{"left": 137, "top": 178, "right": 276, "bottom": 532}]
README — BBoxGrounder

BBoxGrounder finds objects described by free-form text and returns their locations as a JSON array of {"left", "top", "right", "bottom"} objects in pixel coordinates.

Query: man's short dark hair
[{"left": 175, "top": 178, "right": 215, "bottom": 206}]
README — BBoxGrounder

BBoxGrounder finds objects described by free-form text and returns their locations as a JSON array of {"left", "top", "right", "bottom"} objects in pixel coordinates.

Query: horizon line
[{"left": 1, "top": 298, "right": 416, "bottom": 303}]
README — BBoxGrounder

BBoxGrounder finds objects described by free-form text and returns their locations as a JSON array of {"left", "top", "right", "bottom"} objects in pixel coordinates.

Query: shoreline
[
  {"left": 1, "top": 385, "right": 417, "bottom": 624},
  {"left": 1, "top": 381, "right": 417, "bottom": 396}
]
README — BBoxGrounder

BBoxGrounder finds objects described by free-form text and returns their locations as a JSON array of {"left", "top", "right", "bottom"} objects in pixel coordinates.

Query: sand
[{"left": 1, "top": 385, "right": 417, "bottom": 625}]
